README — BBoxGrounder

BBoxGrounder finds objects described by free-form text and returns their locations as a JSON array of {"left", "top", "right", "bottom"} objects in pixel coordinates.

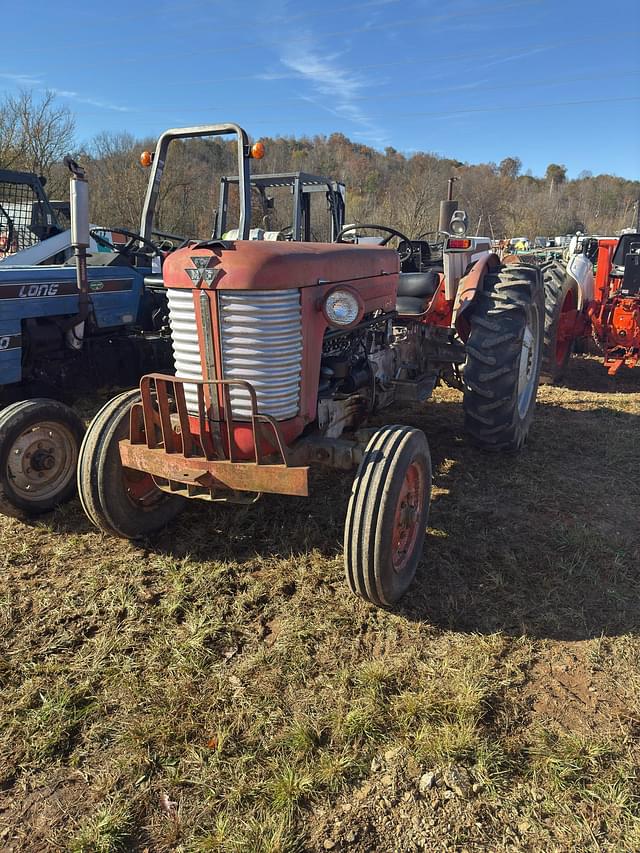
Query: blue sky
[{"left": 2, "top": 0, "right": 639, "bottom": 178}]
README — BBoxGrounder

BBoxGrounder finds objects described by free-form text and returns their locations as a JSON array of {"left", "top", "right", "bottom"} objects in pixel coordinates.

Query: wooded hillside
[{"left": 2, "top": 91, "right": 639, "bottom": 240}]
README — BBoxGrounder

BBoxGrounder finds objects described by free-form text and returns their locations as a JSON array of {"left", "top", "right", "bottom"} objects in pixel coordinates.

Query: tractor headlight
[
  {"left": 449, "top": 209, "right": 468, "bottom": 236},
  {"left": 323, "top": 288, "right": 363, "bottom": 327}
]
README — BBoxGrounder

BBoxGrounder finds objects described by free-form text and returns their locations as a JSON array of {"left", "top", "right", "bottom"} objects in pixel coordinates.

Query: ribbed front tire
[
  {"left": 344, "top": 426, "right": 432, "bottom": 607},
  {"left": 78, "top": 389, "right": 184, "bottom": 538}
]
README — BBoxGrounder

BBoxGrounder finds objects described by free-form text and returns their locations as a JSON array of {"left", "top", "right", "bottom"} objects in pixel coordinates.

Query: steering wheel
[
  {"left": 335, "top": 223, "right": 415, "bottom": 263},
  {"left": 90, "top": 227, "right": 161, "bottom": 257}
]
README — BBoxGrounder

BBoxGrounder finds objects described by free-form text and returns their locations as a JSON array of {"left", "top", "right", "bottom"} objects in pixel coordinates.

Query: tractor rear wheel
[
  {"left": 463, "top": 264, "right": 544, "bottom": 451},
  {"left": 344, "top": 425, "right": 431, "bottom": 607},
  {"left": 0, "top": 398, "right": 85, "bottom": 518},
  {"left": 77, "top": 389, "right": 185, "bottom": 538},
  {"left": 539, "top": 260, "right": 579, "bottom": 384}
]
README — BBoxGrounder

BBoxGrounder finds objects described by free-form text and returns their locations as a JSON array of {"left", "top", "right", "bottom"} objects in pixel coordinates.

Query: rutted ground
[{"left": 0, "top": 356, "right": 639, "bottom": 852}]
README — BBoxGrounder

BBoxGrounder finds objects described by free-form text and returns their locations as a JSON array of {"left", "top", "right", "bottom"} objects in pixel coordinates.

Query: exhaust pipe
[
  {"left": 63, "top": 156, "right": 90, "bottom": 348},
  {"left": 438, "top": 176, "right": 459, "bottom": 234}
]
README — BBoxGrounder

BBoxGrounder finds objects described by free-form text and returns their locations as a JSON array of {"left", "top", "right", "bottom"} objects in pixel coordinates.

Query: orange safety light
[
  {"left": 250, "top": 141, "right": 265, "bottom": 160},
  {"left": 140, "top": 150, "right": 153, "bottom": 168},
  {"left": 448, "top": 238, "right": 471, "bottom": 249}
]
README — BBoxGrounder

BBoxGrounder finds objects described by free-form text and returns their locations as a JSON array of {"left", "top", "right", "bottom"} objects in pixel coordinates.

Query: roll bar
[
  {"left": 215, "top": 172, "right": 346, "bottom": 241},
  {"left": 139, "top": 123, "right": 252, "bottom": 241}
]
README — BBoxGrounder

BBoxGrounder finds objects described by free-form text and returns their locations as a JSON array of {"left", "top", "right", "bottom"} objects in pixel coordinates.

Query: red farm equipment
[
  {"left": 589, "top": 234, "right": 640, "bottom": 374},
  {"left": 539, "top": 232, "right": 640, "bottom": 381},
  {"left": 77, "top": 123, "right": 544, "bottom": 608}
]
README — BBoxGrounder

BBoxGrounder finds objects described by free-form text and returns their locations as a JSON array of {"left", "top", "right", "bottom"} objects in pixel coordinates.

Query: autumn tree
[
  {"left": 545, "top": 163, "right": 567, "bottom": 185},
  {"left": 0, "top": 90, "right": 75, "bottom": 180},
  {"left": 499, "top": 157, "right": 521, "bottom": 179}
]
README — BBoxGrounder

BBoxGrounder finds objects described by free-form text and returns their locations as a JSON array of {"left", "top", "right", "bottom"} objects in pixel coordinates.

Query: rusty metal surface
[
  {"left": 119, "top": 441, "right": 309, "bottom": 496},
  {"left": 292, "top": 435, "right": 360, "bottom": 471},
  {"left": 162, "top": 240, "right": 399, "bottom": 293},
  {"left": 453, "top": 252, "right": 501, "bottom": 335},
  {"left": 121, "top": 373, "right": 310, "bottom": 499}
]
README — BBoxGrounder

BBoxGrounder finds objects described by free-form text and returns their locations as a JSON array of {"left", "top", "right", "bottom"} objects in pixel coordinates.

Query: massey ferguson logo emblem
[{"left": 185, "top": 256, "right": 220, "bottom": 287}]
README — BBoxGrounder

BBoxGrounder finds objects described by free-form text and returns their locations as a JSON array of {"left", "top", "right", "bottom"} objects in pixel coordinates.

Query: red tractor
[
  {"left": 588, "top": 233, "right": 640, "bottom": 374},
  {"left": 540, "top": 232, "right": 640, "bottom": 381},
  {"left": 78, "top": 124, "right": 544, "bottom": 607}
]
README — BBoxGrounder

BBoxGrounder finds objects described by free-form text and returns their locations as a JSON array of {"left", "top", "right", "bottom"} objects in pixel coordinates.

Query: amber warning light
[
  {"left": 140, "top": 150, "right": 153, "bottom": 168},
  {"left": 250, "top": 141, "right": 265, "bottom": 160}
]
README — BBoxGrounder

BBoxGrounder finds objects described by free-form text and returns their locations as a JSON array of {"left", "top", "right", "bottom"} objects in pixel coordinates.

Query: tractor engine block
[{"left": 317, "top": 315, "right": 432, "bottom": 438}]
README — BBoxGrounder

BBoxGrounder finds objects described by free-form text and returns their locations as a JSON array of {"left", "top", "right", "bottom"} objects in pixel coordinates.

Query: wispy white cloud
[
  {"left": 474, "top": 46, "right": 550, "bottom": 70},
  {"left": 278, "top": 35, "right": 390, "bottom": 145},
  {"left": 253, "top": 70, "right": 293, "bottom": 81},
  {"left": 47, "top": 87, "right": 132, "bottom": 112},
  {"left": 0, "top": 71, "right": 44, "bottom": 86},
  {"left": 0, "top": 73, "right": 131, "bottom": 112}
]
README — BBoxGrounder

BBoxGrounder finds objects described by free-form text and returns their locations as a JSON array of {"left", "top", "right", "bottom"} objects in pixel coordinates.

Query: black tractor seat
[{"left": 396, "top": 268, "right": 441, "bottom": 315}]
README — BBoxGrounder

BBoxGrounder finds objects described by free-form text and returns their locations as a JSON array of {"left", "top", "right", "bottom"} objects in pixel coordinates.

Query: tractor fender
[
  {"left": 565, "top": 252, "right": 594, "bottom": 309},
  {"left": 453, "top": 252, "right": 501, "bottom": 340}
]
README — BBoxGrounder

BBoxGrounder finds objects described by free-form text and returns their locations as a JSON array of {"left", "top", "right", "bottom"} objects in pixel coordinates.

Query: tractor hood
[{"left": 162, "top": 240, "right": 399, "bottom": 291}]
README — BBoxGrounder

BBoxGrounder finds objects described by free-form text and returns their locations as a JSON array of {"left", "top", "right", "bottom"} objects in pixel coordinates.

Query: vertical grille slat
[
  {"left": 219, "top": 290, "right": 302, "bottom": 420},
  {"left": 167, "top": 288, "right": 202, "bottom": 414}
]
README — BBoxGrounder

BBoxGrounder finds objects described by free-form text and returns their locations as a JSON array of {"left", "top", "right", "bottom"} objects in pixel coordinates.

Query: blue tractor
[{"left": 0, "top": 156, "right": 171, "bottom": 517}]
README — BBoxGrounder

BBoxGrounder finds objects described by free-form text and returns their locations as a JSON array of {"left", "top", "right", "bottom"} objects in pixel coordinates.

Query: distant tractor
[
  {"left": 0, "top": 168, "right": 67, "bottom": 260},
  {"left": 0, "top": 160, "right": 172, "bottom": 517},
  {"left": 78, "top": 123, "right": 544, "bottom": 607},
  {"left": 540, "top": 232, "right": 640, "bottom": 381}
]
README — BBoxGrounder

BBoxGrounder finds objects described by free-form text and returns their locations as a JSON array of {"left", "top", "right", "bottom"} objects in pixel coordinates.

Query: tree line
[{"left": 1, "top": 91, "right": 638, "bottom": 241}]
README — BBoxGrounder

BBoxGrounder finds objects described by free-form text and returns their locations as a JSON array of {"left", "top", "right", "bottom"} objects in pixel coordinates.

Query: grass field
[{"left": 1, "top": 355, "right": 639, "bottom": 852}]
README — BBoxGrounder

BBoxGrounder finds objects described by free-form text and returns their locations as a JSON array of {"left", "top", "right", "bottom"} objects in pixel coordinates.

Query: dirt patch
[
  {"left": 307, "top": 747, "right": 569, "bottom": 853},
  {"left": 0, "top": 770, "right": 92, "bottom": 852},
  {"left": 522, "top": 642, "right": 630, "bottom": 735}
]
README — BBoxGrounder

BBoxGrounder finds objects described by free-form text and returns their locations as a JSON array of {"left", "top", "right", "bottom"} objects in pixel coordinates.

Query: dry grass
[{"left": 0, "top": 355, "right": 639, "bottom": 852}]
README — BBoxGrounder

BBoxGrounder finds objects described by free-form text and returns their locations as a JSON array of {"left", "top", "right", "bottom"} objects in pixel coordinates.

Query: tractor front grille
[
  {"left": 219, "top": 290, "right": 302, "bottom": 421},
  {"left": 167, "top": 287, "right": 203, "bottom": 414},
  {"left": 166, "top": 287, "right": 303, "bottom": 422}
]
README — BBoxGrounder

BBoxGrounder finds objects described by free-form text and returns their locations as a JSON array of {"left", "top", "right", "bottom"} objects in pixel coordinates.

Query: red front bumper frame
[{"left": 119, "top": 374, "right": 309, "bottom": 499}]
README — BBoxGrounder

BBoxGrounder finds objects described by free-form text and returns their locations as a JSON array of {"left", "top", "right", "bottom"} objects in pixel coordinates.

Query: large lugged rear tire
[
  {"left": 0, "top": 398, "right": 85, "bottom": 518},
  {"left": 77, "top": 389, "right": 185, "bottom": 538},
  {"left": 344, "top": 426, "right": 432, "bottom": 607},
  {"left": 539, "top": 260, "right": 579, "bottom": 384},
  {"left": 463, "top": 264, "right": 544, "bottom": 451}
]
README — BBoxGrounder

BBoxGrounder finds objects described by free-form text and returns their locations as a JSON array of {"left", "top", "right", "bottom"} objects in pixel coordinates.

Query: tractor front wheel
[
  {"left": 0, "top": 398, "right": 85, "bottom": 518},
  {"left": 77, "top": 389, "right": 185, "bottom": 538},
  {"left": 344, "top": 425, "right": 432, "bottom": 607},
  {"left": 463, "top": 263, "right": 544, "bottom": 451},
  {"left": 539, "top": 260, "right": 579, "bottom": 384}
]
